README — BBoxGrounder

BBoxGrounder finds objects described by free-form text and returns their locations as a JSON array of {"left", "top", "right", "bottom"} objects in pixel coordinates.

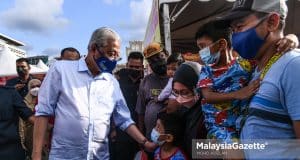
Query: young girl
[{"left": 151, "top": 111, "right": 188, "bottom": 160}]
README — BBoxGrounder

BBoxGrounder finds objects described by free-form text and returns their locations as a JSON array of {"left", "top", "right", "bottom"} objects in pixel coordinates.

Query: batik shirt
[
  {"left": 154, "top": 147, "right": 188, "bottom": 160},
  {"left": 198, "top": 58, "right": 254, "bottom": 143}
]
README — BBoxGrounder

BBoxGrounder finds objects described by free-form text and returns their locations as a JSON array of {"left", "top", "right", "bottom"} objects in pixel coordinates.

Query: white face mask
[
  {"left": 151, "top": 128, "right": 165, "bottom": 146},
  {"left": 176, "top": 96, "right": 195, "bottom": 108},
  {"left": 30, "top": 87, "right": 39, "bottom": 97},
  {"left": 199, "top": 46, "right": 221, "bottom": 65}
]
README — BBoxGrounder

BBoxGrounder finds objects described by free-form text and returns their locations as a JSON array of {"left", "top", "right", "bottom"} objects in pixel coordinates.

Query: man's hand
[
  {"left": 32, "top": 151, "right": 42, "bottom": 160},
  {"left": 276, "top": 34, "right": 299, "bottom": 53},
  {"left": 32, "top": 116, "right": 49, "bottom": 160},
  {"left": 15, "top": 83, "right": 25, "bottom": 90},
  {"left": 144, "top": 141, "right": 158, "bottom": 152},
  {"left": 234, "top": 79, "right": 260, "bottom": 100},
  {"left": 28, "top": 115, "right": 35, "bottom": 124},
  {"left": 110, "top": 129, "right": 117, "bottom": 142},
  {"left": 125, "top": 125, "right": 157, "bottom": 152}
]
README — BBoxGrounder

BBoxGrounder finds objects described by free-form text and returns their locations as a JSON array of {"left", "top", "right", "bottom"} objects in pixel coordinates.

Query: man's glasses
[{"left": 95, "top": 44, "right": 121, "bottom": 61}]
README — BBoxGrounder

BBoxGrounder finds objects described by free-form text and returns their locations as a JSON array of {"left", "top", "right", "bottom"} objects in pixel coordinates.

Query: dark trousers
[{"left": 109, "top": 140, "right": 139, "bottom": 160}]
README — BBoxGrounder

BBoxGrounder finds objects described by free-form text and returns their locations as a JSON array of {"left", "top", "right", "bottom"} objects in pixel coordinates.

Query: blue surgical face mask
[
  {"left": 232, "top": 17, "right": 269, "bottom": 59},
  {"left": 199, "top": 46, "right": 221, "bottom": 65},
  {"left": 95, "top": 57, "right": 117, "bottom": 73},
  {"left": 151, "top": 128, "right": 165, "bottom": 146}
]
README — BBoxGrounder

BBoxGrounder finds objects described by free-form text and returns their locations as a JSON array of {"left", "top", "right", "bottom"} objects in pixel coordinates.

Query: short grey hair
[{"left": 88, "top": 27, "right": 121, "bottom": 49}]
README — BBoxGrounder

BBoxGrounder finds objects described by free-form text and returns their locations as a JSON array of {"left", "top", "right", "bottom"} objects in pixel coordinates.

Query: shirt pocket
[{"left": 93, "top": 120, "right": 109, "bottom": 142}]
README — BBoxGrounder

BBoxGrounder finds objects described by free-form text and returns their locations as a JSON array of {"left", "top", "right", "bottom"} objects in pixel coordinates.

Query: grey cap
[{"left": 219, "top": 0, "right": 288, "bottom": 22}]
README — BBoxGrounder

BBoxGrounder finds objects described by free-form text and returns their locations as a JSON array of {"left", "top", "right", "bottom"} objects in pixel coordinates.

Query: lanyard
[{"left": 260, "top": 53, "right": 282, "bottom": 79}]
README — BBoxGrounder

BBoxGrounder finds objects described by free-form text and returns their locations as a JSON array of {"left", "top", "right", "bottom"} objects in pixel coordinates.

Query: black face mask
[
  {"left": 119, "top": 68, "right": 144, "bottom": 82},
  {"left": 16, "top": 67, "right": 26, "bottom": 76},
  {"left": 150, "top": 60, "right": 167, "bottom": 76}
]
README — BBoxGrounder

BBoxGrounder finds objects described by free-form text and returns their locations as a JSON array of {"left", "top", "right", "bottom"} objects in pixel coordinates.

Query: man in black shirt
[
  {"left": 110, "top": 51, "right": 144, "bottom": 160},
  {"left": 6, "top": 58, "right": 34, "bottom": 98},
  {"left": 0, "top": 85, "right": 35, "bottom": 160}
]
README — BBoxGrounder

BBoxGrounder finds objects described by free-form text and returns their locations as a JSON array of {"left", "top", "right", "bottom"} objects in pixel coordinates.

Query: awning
[{"left": 145, "top": 0, "right": 300, "bottom": 54}]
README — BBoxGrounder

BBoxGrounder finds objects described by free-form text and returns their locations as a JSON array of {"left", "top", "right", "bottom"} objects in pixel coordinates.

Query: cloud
[
  {"left": 129, "top": 0, "right": 152, "bottom": 29},
  {"left": 42, "top": 47, "right": 61, "bottom": 57},
  {"left": 119, "top": 0, "right": 152, "bottom": 41},
  {"left": 20, "top": 45, "right": 34, "bottom": 52},
  {"left": 102, "top": 0, "right": 113, "bottom": 5},
  {"left": 20, "top": 45, "right": 36, "bottom": 56},
  {"left": 0, "top": 0, "right": 68, "bottom": 33},
  {"left": 101, "top": 0, "right": 125, "bottom": 5}
]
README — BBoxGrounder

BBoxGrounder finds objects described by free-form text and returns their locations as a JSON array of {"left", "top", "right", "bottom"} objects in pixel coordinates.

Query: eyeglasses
[
  {"left": 95, "top": 44, "right": 121, "bottom": 61},
  {"left": 171, "top": 89, "right": 194, "bottom": 98}
]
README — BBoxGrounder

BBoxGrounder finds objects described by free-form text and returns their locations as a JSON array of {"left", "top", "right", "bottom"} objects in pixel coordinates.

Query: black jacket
[
  {"left": 183, "top": 101, "right": 207, "bottom": 159},
  {"left": 0, "top": 86, "right": 33, "bottom": 160},
  {"left": 5, "top": 75, "right": 34, "bottom": 98}
]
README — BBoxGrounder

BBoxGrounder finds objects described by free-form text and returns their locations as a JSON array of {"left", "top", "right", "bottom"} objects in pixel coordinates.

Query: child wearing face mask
[
  {"left": 151, "top": 111, "right": 188, "bottom": 160},
  {"left": 196, "top": 20, "right": 265, "bottom": 145}
]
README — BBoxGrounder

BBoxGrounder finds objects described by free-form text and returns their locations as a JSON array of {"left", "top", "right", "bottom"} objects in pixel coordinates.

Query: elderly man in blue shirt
[{"left": 32, "top": 27, "right": 155, "bottom": 160}]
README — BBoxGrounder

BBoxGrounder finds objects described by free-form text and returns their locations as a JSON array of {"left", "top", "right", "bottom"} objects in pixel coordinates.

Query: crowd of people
[{"left": 0, "top": 0, "right": 300, "bottom": 160}]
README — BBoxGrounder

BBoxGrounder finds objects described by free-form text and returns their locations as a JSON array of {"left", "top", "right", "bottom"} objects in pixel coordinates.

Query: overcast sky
[{"left": 0, "top": 0, "right": 152, "bottom": 63}]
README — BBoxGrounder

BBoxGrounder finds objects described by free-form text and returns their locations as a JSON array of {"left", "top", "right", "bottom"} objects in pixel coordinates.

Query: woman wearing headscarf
[
  {"left": 21, "top": 79, "right": 49, "bottom": 159},
  {"left": 171, "top": 61, "right": 207, "bottom": 159}
]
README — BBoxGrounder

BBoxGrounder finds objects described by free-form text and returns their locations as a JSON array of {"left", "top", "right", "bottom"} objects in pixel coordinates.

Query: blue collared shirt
[{"left": 35, "top": 58, "right": 134, "bottom": 160}]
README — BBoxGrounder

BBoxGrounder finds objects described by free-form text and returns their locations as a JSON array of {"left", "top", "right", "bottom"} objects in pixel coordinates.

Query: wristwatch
[{"left": 140, "top": 138, "right": 148, "bottom": 148}]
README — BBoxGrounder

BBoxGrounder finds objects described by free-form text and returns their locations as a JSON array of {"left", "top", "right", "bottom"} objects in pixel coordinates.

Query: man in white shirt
[{"left": 32, "top": 27, "right": 155, "bottom": 160}]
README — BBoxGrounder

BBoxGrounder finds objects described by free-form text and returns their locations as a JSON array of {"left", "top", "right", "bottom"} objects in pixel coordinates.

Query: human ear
[
  {"left": 218, "top": 39, "right": 228, "bottom": 51},
  {"left": 159, "top": 134, "right": 174, "bottom": 142},
  {"left": 266, "top": 13, "right": 280, "bottom": 32},
  {"left": 165, "top": 134, "right": 174, "bottom": 143}
]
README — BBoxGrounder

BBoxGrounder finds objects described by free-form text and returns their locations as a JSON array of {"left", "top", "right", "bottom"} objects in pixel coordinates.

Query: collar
[
  {"left": 78, "top": 56, "right": 89, "bottom": 72},
  {"left": 77, "top": 56, "right": 109, "bottom": 80}
]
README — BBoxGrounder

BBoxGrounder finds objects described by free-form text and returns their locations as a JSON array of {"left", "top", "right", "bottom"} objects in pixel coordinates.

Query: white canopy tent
[
  {"left": 0, "top": 45, "right": 49, "bottom": 76},
  {"left": 0, "top": 45, "right": 18, "bottom": 76},
  {"left": 30, "top": 59, "right": 49, "bottom": 74}
]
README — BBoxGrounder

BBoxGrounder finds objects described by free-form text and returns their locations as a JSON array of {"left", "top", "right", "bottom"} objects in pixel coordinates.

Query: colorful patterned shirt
[
  {"left": 198, "top": 58, "right": 255, "bottom": 143},
  {"left": 154, "top": 147, "right": 188, "bottom": 160}
]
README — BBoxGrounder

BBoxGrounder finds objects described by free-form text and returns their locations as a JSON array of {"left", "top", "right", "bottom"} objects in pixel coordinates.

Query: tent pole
[
  {"left": 163, "top": 3, "right": 172, "bottom": 55},
  {"left": 170, "top": 0, "right": 192, "bottom": 23}
]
